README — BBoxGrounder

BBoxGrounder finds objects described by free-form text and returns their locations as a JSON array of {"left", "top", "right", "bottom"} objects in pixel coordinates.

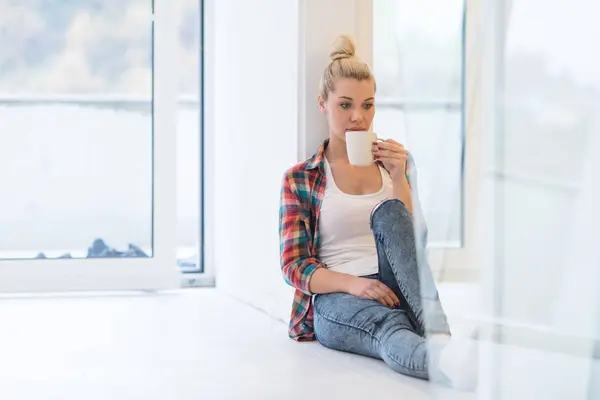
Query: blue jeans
[{"left": 313, "top": 199, "right": 451, "bottom": 381}]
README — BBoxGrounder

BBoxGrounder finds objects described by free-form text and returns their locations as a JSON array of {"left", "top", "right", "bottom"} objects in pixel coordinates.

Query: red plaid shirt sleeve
[{"left": 279, "top": 171, "right": 324, "bottom": 296}]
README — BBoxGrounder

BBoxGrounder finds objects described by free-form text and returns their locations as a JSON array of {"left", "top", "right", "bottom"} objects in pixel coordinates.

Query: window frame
[
  {"left": 376, "top": 97, "right": 464, "bottom": 250},
  {"left": 0, "top": 0, "right": 181, "bottom": 293},
  {"left": 180, "top": 0, "right": 208, "bottom": 280},
  {"left": 373, "top": 1, "right": 470, "bottom": 279}
]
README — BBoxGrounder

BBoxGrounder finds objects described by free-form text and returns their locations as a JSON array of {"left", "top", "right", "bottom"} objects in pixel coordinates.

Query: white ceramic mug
[{"left": 345, "top": 130, "right": 380, "bottom": 166}]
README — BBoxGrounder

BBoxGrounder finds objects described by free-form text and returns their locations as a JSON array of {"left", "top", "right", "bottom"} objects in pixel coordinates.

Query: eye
[
  {"left": 340, "top": 103, "right": 352, "bottom": 109},
  {"left": 363, "top": 103, "right": 374, "bottom": 110}
]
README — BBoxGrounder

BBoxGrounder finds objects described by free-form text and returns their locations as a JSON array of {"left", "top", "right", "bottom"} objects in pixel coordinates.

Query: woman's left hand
[{"left": 372, "top": 139, "right": 408, "bottom": 183}]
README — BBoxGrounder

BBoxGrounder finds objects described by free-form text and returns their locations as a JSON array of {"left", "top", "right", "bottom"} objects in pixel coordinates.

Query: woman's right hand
[{"left": 347, "top": 277, "right": 400, "bottom": 308}]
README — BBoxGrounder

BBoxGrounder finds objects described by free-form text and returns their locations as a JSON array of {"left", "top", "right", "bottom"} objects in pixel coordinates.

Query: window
[
  {"left": 373, "top": 0, "right": 465, "bottom": 248},
  {"left": 492, "top": 0, "right": 600, "bottom": 326},
  {"left": 477, "top": 1, "right": 600, "bottom": 394},
  {"left": 0, "top": 0, "right": 154, "bottom": 259},
  {"left": 0, "top": 0, "right": 180, "bottom": 292}
]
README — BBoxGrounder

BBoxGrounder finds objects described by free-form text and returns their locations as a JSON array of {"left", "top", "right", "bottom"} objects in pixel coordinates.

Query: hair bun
[{"left": 329, "top": 35, "right": 356, "bottom": 62}]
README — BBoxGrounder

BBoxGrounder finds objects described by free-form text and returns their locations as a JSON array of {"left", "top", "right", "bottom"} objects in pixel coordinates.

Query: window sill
[{"left": 180, "top": 272, "right": 215, "bottom": 288}]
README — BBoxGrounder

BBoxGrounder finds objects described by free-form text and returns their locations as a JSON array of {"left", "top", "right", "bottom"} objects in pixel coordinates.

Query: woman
[{"left": 278, "top": 35, "right": 477, "bottom": 390}]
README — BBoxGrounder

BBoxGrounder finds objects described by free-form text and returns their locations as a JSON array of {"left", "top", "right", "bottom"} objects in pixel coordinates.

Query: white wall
[
  {"left": 207, "top": 0, "right": 373, "bottom": 322},
  {"left": 298, "top": 0, "right": 373, "bottom": 160},
  {"left": 209, "top": 0, "right": 298, "bottom": 321}
]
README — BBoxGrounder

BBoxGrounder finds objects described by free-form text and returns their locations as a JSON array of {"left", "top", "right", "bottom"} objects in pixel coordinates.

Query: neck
[{"left": 325, "top": 134, "right": 350, "bottom": 163}]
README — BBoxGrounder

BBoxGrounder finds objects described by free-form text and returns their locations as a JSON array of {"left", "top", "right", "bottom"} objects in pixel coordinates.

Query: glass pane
[
  {"left": 491, "top": 0, "right": 600, "bottom": 397},
  {"left": 176, "top": 1, "right": 201, "bottom": 271},
  {"left": 0, "top": 0, "right": 153, "bottom": 260},
  {"left": 373, "top": 0, "right": 464, "bottom": 246},
  {"left": 373, "top": 108, "right": 462, "bottom": 246},
  {"left": 373, "top": 0, "right": 464, "bottom": 100},
  {"left": 500, "top": 0, "right": 599, "bottom": 327}
]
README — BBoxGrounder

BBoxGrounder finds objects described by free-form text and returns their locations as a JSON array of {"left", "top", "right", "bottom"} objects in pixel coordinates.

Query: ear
[{"left": 317, "top": 95, "right": 327, "bottom": 114}]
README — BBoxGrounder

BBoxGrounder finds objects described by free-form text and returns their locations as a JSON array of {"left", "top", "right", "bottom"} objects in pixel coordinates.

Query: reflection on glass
[
  {"left": 489, "top": 0, "right": 600, "bottom": 397},
  {"left": 0, "top": 1, "right": 153, "bottom": 259},
  {"left": 373, "top": 0, "right": 464, "bottom": 246},
  {"left": 500, "top": 0, "right": 599, "bottom": 328}
]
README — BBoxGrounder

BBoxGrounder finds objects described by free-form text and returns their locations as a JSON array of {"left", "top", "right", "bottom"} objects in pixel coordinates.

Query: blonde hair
[{"left": 318, "top": 35, "right": 376, "bottom": 101}]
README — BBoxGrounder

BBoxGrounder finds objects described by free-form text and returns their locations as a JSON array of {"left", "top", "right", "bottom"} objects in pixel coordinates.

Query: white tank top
[{"left": 318, "top": 157, "right": 395, "bottom": 277}]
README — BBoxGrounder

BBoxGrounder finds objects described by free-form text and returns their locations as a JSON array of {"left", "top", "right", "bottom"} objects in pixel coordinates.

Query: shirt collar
[{"left": 305, "top": 139, "right": 329, "bottom": 171}]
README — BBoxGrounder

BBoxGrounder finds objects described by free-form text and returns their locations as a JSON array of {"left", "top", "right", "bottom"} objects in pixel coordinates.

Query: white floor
[{"left": 0, "top": 288, "right": 597, "bottom": 400}]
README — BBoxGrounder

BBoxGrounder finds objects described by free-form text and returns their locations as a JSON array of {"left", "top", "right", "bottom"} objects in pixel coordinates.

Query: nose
[{"left": 350, "top": 108, "right": 365, "bottom": 124}]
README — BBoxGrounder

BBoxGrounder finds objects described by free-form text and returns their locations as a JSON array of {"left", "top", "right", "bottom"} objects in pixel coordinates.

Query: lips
[{"left": 346, "top": 127, "right": 367, "bottom": 131}]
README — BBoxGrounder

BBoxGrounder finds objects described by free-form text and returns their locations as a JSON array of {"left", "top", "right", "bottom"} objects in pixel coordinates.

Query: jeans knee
[
  {"left": 381, "top": 339, "right": 430, "bottom": 379},
  {"left": 370, "top": 198, "right": 413, "bottom": 235}
]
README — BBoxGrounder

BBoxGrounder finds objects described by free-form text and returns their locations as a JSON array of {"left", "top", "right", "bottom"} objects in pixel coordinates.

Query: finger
[
  {"left": 373, "top": 148, "right": 407, "bottom": 159},
  {"left": 364, "top": 287, "right": 390, "bottom": 307},
  {"left": 376, "top": 140, "right": 405, "bottom": 151},
  {"left": 374, "top": 148, "right": 406, "bottom": 158},
  {"left": 372, "top": 292, "right": 394, "bottom": 308},
  {"left": 385, "top": 139, "right": 404, "bottom": 146},
  {"left": 376, "top": 157, "right": 408, "bottom": 172},
  {"left": 376, "top": 283, "right": 400, "bottom": 307},
  {"left": 364, "top": 289, "right": 385, "bottom": 305},
  {"left": 382, "top": 293, "right": 398, "bottom": 308},
  {"left": 372, "top": 141, "right": 403, "bottom": 153},
  {"left": 382, "top": 286, "right": 401, "bottom": 307},
  {"left": 374, "top": 154, "right": 407, "bottom": 164},
  {"left": 371, "top": 285, "right": 396, "bottom": 308},
  {"left": 384, "top": 138, "right": 402, "bottom": 145},
  {"left": 375, "top": 158, "right": 406, "bottom": 168},
  {"left": 374, "top": 146, "right": 407, "bottom": 158}
]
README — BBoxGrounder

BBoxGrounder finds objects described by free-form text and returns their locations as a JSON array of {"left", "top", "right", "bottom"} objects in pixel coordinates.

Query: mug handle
[{"left": 372, "top": 137, "right": 384, "bottom": 164}]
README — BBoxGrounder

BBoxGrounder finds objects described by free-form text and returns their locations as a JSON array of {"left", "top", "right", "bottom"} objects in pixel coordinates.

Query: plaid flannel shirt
[{"left": 278, "top": 139, "right": 426, "bottom": 341}]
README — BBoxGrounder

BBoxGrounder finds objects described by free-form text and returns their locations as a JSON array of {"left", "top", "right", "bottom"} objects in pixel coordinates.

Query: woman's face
[{"left": 319, "top": 77, "right": 376, "bottom": 142}]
